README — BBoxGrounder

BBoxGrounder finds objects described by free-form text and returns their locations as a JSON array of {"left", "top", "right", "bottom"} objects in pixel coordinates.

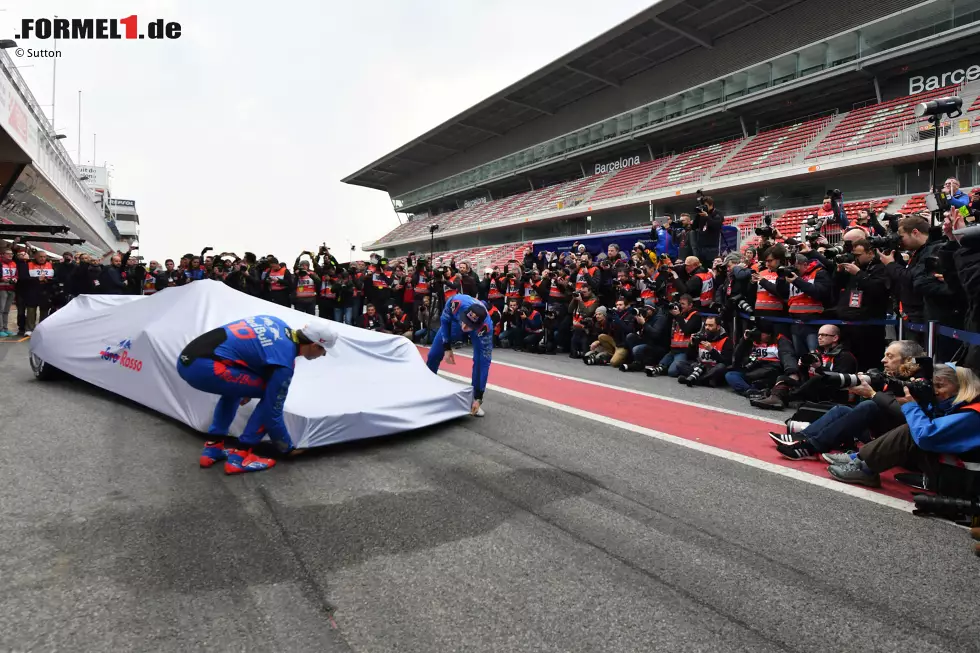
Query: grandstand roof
[{"left": 342, "top": 0, "right": 806, "bottom": 192}]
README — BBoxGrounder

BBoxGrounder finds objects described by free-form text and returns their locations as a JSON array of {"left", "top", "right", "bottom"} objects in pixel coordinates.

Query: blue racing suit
[
  {"left": 177, "top": 315, "right": 298, "bottom": 450},
  {"left": 426, "top": 294, "right": 493, "bottom": 400}
]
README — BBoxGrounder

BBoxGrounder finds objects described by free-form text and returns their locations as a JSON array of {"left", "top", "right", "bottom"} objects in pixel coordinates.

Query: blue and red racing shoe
[
  {"left": 224, "top": 448, "right": 277, "bottom": 475},
  {"left": 199, "top": 441, "right": 228, "bottom": 468}
]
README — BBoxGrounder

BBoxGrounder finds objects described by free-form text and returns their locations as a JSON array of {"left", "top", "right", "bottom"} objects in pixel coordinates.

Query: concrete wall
[{"left": 387, "top": 0, "right": 923, "bottom": 198}]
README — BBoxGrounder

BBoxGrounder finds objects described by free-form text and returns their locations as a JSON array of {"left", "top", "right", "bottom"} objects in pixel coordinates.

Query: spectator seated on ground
[
  {"left": 825, "top": 364, "right": 980, "bottom": 488},
  {"left": 767, "top": 340, "right": 927, "bottom": 460},
  {"left": 725, "top": 323, "right": 797, "bottom": 398}
]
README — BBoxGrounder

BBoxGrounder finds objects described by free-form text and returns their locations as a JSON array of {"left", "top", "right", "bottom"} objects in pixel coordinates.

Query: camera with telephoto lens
[
  {"left": 776, "top": 266, "right": 796, "bottom": 279},
  {"left": 835, "top": 253, "right": 856, "bottom": 265},
  {"left": 684, "top": 363, "right": 707, "bottom": 387},
  {"left": 736, "top": 297, "right": 754, "bottom": 316},
  {"left": 805, "top": 214, "right": 823, "bottom": 228},
  {"left": 583, "top": 350, "right": 610, "bottom": 366},
  {"left": 913, "top": 494, "right": 980, "bottom": 520},
  {"left": 755, "top": 215, "right": 775, "bottom": 238},
  {"left": 824, "top": 240, "right": 853, "bottom": 258},
  {"left": 868, "top": 233, "right": 902, "bottom": 254}
]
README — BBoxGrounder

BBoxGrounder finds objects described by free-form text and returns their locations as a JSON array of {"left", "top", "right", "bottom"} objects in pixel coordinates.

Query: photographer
[
  {"left": 769, "top": 340, "right": 926, "bottom": 460},
  {"left": 945, "top": 218, "right": 980, "bottom": 371},
  {"left": 16, "top": 248, "right": 55, "bottom": 335},
  {"left": 724, "top": 325, "right": 797, "bottom": 397},
  {"left": 387, "top": 304, "right": 414, "bottom": 339},
  {"left": 598, "top": 298, "right": 637, "bottom": 367},
  {"left": 834, "top": 239, "right": 890, "bottom": 371},
  {"left": 692, "top": 195, "right": 724, "bottom": 267},
  {"left": 291, "top": 258, "right": 320, "bottom": 315},
  {"left": 160, "top": 259, "right": 184, "bottom": 289},
  {"left": 568, "top": 288, "right": 601, "bottom": 359},
  {"left": 911, "top": 224, "right": 964, "bottom": 363},
  {"left": 261, "top": 257, "right": 292, "bottom": 307},
  {"left": 671, "top": 214, "right": 695, "bottom": 260},
  {"left": 499, "top": 299, "right": 525, "bottom": 350},
  {"left": 521, "top": 304, "right": 546, "bottom": 353},
  {"left": 827, "top": 364, "right": 980, "bottom": 488},
  {"left": 451, "top": 260, "right": 480, "bottom": 297},
  {"left": 621, "top": 303, "right": 671, "bottom": 372},
  {"left": 0, "top": 248, "right": 16, "bottom": 336},
  {"left": 360, "top": 303, "right": 386, "bottom": 332},
  {"left": 784, "top": 253, "right": 832, "bottom": 355},
  {"left": 881, "top": 215, "right": 931, "bottom": 339},
  {"left": 480, "top": 267, "right": 505, "bottom": 311},
  {"left": 316, "top": 265, "right": 339, "bottom": 321},
  {"left": 780, "top": 325, "right": 858, "bottom": 405},
  {"left": 750, "top": 245, "right": 791, "bottom": 340},
  {"left": 646, "top": 294, "right": 701, "bottom": 377},
  {"left": 367, "top": 262, "right": 393, "bottom": 311},
  {"left": 414, "top": 295, "right": 438, "bottom": 344},
  {"left": 675, "top": 316, "right": 733, "bottom": 387},
  {"left": 669, "top": 256, "right": 714, "bottom": 309}
]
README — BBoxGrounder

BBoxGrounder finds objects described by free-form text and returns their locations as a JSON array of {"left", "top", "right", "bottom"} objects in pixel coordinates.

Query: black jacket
[{"left": 834, "top": 258, "right": 890, "bottom": 320}]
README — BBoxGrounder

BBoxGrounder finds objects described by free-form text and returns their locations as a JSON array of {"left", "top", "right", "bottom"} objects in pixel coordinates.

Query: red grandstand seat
[
  {"left": 588, "top": 157, "right": 670, "bottom": 203},
  {"left": 807, "top": 86, "right": 958, "bottom": 161},
  {"left": 715, "top": 116, "right": 833, "bottom": 178},
  {"left": 638, "top": 140, "right": 741, "bottom": 193}
]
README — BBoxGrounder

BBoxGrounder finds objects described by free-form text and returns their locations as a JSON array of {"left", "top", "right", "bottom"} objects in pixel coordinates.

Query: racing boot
[
  {"left": 225, "top": 448, "right": 277, "bottom": 475},
  {"left": 199, "top": 440, "right": 228, "bottom": 468}
]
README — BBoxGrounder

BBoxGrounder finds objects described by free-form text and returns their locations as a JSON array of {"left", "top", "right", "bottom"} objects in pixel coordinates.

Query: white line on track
[
  {"left": 439, "top": 370, "right": 917, "bottom": 514},
  {"left": 433, "top": 348, "right": 785, "bottom": 425}
]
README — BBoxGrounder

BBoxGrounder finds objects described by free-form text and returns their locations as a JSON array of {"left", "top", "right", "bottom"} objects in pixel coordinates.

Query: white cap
[
  {"left": 300, "top": 322, "right": 340, "bottom": 356},
  {"left": 484, "top": 267, "right": 493, "bottom": 275}
]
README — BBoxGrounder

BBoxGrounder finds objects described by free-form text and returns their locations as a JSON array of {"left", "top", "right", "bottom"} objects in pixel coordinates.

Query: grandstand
[{"left": 346, "top": 1, "right": 980, "bottom": 264}]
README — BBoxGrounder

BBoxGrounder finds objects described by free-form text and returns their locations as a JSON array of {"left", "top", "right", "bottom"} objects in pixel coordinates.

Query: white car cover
[{"left": 29, "top": 280, "right": 472, "bottom": 448}]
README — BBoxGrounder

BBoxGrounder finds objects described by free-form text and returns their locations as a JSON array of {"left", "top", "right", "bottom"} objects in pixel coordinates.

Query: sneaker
[
  {"left": 224, "top": 448, "right": 276, "bottom": 475},
  {"left": 820, "top": 452, "right": 856, "bottom": 465},
  {"left": 828, "top": 460, "right": 881, "bottom": 487},
  {"left": 24, "top": 330, "right": 33, "bottom": 337},
  {"left": 0, "top": 331, "right": 9, "bottom": 338},
  {"left": 768, "top": 431, "right": 799, "bottom": 446},
  {"left": 473, "top": 406, "right": 486, "bottom": 417},
  {"left": 776, "top": 441, "right": 818, "bottom": 460},
  {"left": 199, "top": 440, "right": 228, "bottom": 468}
]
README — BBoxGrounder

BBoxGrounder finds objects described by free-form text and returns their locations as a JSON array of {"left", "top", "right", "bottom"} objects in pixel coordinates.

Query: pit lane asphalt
[{"left": 2, "top": 340, "right": 979, "bottom": 653}]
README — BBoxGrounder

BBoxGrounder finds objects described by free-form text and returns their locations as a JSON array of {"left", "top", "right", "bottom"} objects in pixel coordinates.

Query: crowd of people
[{"left": 2, "top": 185, "right": 980, "bottom": 496}]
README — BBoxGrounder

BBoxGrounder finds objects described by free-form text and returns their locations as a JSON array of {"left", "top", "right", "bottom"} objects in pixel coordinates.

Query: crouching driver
[{"left": 177, "top": 315, "right": 338, "bottom": 474}]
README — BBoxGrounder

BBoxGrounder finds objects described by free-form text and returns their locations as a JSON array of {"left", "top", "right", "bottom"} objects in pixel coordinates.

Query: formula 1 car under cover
[{"left": 28, "top": 280, "right": 472, "bottom": 449}]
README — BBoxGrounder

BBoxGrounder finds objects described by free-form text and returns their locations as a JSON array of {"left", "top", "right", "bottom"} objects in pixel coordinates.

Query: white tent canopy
[{"left": 29, "top": 281, "right": 472, "bottom": 448}]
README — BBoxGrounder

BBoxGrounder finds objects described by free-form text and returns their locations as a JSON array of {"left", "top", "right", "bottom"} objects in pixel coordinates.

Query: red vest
[
  {"left": 750, "top": 341, "right": 781, "bottom": 363},
  {"left": 787, "top": 263, "right": 823, "bottom": 315},
  {"left": 695, "top": 271, "right": 714, "bottom": 306},
  {"left": 295, "top": 275, "right": 316, "bottom": 299},
  {"left": 671, "top": 311, "right": 698, "bottom": 349},
  {"left": 487, "top": 280, "right": 503, "bottom": 300},
  {"left": 415, "top": 274, "right": 429, "bottom": 295},
  {"left": 267, "top": 268, "right": 286, "bottom": 291},
  {"left": 0, "top": 261, "right": 17, "bottom": 291},
  {"left": 143, "top": 273, "right": 157, "bottom": 295},
  {"left": 755, "top": 269, "right": 784, "bottom": 311},
  {"left": 320, "top": 277, "right": 337, "bottom": 299},
  {"left": 696, "top": 335, "right": 728, "bottom": 364},
  {"left": 28, "top": 261, "right": 54, "bottom": 283}
]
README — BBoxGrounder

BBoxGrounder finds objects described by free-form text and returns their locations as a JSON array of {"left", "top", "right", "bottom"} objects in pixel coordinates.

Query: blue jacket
[
  {"left": 213, "top": 315, "right": 298, "bottom": 445},
  {"left": 903, "top": 398, "right": 980, "bottom": 454},
  {"left": 948, "top": 189, "right": 970, "bottom": 209},
  {"left": 440, "top": 295, "right": 494, "bottom": 400}
]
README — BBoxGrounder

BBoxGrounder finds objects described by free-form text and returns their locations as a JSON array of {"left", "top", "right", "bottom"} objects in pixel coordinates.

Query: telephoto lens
[
  {"left": 820, "top": 372, "right": 866, "bottom": 388},
  {"left": 913, "top": 494, "right": 980, "bottom": 520}
]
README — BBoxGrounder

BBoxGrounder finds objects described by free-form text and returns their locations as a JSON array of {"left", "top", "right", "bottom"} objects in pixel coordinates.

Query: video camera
[
  {"left": 694, "top": 189, "right": 709, "bottom": 216},
  {"left": 755, "top": 215, "right": 775, "bottom": 239}
]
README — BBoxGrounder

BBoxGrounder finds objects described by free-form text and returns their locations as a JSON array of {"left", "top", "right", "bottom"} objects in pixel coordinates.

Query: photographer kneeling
[
  {"left": 724, "top": 324, "right": 796, "bottom": 397},
  {"left": 769, "top": 340, "right": 927, "bottom": 460},
  {"left": 826, "top": 364, "right": 980, "bottom": 488},
  {"left": 674, "top": 316, "right": 733, "bottom": 387},
  {"left": 620, "top": 303, "right": 671, "bottom": 372},
  {"left": 646, "top": 294, "right": 701, "bottom": 377}
]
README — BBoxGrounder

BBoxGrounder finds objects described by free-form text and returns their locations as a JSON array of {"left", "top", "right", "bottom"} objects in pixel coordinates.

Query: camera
[
  {"left": 923, "top": 255, "right": 943, "bottom": 274},
  {"left": 824, "top": 241, "right": 853, "bottom": 258},
  {"left": 818, "top": 371, "right": 867, "bottom": 389},
  {"left": 755, "top": 215, "right": 775, "bottom": 239},
  {"left": 583, "top": 350, "right": 610, "bottom": 366},
  {"left": 683, "top": 363, "right": 707, "bottom": 387},
  {"left": 736, "top": 298, "right": 754, "bottom": 316},
  {"left": 868, "top": 234, "right": 902, "bottom": 254},
  {"left": 694, "top": 189, "right": 709, "bottom": 215},
  {"left": 690, "top": 333, "right": 703, "bottom": 347},
  {"left": 297, "top": 268, "right": 308, "bottom": 276},
  {"left": 913, "top": 494, "right": 980, "bottom": 520},
  {"left": 805, "top": 214, "right": 823, "bottom": 228},
  {"left": 776, "top": 265, "right": 796, "bottom": 278}
]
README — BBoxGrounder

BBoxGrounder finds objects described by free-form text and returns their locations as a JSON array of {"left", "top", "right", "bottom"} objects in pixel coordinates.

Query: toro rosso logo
[{"left": 99, "top": 338, "right": 144, "bottom": 372}]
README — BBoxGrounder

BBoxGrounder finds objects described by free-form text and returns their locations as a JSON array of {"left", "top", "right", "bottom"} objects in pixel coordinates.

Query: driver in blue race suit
[
  {"left": 426, "top": 294, "right": 493, "bottom": 416},
  {"left": 177, "top": 316, "right": 338, "bottom": 474}
]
